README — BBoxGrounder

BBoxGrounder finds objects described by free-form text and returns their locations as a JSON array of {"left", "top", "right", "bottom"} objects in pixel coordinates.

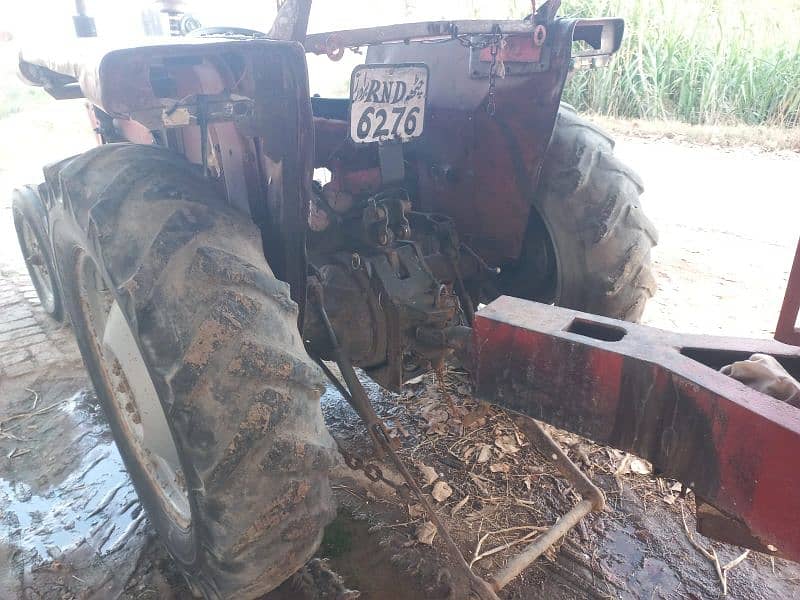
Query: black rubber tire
[
  {"left": 498, "top": 106, "right": 658, "bottom": 322},
  {"left": 12, "top": 185, "right": 64, "bottom": 321},
  {"left": 47, "top": 144, "right": 336, "bottom": 599}
]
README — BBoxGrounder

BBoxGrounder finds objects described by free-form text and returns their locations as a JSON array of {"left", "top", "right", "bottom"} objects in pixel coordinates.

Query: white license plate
[{"left": 349, "top": 64, "right": 429, "bottom": 144}]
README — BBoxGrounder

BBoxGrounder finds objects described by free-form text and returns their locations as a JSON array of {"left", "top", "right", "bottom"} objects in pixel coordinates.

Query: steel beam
[{"left": 473, "top": 296, "right": 800, "bottom": 561}]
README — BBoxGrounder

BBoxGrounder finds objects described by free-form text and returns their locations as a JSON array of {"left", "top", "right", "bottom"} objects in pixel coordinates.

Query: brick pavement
[{"left": 0, "top": 268, "right": 80, "bottom": 380}]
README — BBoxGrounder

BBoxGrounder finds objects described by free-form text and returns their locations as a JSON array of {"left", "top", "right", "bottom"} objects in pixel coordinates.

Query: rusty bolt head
[{"left": 533, "top": 24, "right": 547, "bottom": 47}]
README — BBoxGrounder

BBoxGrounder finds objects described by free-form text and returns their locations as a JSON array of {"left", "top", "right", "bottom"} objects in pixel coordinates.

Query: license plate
[{"left": 349, "top": 64, "right": 429, "bottom": 144}]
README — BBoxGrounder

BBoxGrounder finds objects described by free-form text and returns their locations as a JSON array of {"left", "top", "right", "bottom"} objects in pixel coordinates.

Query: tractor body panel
[
  {"left": 365, "top": 22, "right": 575, "bottom": 264},
  {"left": 21, "top": 38, "right": 316, "bottom": 308}
]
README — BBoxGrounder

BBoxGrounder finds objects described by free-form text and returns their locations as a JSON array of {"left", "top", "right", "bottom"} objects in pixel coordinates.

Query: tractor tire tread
[
  {"left": 504, "top": 107, "right": 658, "bottom": 322},
  {"left": 48, "top": 144, "right": 336, "bottom": 599}
]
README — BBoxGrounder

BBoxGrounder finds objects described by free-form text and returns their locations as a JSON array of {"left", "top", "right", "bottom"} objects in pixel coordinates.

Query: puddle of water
[
  {"left": 599, "top": 526, "right": 680, "bottom": 597},
  {"left": 0, "top": 390, "right": 139, "bottom": 564},
  {"left": 602, "top": 526, "right": 645, "bottom": 568}
]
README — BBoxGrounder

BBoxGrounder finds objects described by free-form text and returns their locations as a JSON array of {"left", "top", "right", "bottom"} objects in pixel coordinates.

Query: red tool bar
[{"left": 473, "top": 296, "right": 800, "bottom": 561}]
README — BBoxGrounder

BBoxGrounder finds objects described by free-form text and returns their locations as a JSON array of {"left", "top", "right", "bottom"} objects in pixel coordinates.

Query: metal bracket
[{"left": 378, "top": 141, "right": 406, "bottom": 185}]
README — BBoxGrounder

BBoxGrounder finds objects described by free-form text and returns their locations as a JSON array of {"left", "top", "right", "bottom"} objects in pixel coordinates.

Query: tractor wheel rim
[
  {"left": 20, "top": 217, "right": 55, "bottom": 313},
  {"left": 77, "top": 251, "right": 191, "bottom": 528}
]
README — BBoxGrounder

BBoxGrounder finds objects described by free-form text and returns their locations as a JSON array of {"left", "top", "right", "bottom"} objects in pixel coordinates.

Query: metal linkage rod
[{"left": 491, "top": 416, "right": 604, "bottom": 591}]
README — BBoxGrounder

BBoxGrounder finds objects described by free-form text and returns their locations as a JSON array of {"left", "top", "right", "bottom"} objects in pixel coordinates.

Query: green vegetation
[
  {"left": 3, "top": 1, "right": 799, "bottom": 129},
  {"left": 560, "top": 0, "right": 800, "bottom": 127}
]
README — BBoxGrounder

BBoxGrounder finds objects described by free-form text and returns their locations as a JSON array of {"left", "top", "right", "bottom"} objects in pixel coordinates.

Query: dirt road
[{"left": 1, "top": 103, "right": 798, "bottom": 599}]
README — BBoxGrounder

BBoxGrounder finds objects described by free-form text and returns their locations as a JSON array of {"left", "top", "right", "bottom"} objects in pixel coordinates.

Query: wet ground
[
  {"left": 4, "top": 366, "right": 797, "bottom": 599},
  {"left": 1, "top": 102, "right": 800, "bottom": 599}
]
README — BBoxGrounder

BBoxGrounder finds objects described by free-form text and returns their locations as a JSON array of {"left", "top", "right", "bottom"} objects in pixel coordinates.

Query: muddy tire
[
  {"left": 498, "top": 106, "right": 658, "bottom": 321},
  {"left": 12, "top": 185, "right": 64, "bottom": 321},
  {"left": 46, "top": 144, "right": 336, "bottom": 599}
]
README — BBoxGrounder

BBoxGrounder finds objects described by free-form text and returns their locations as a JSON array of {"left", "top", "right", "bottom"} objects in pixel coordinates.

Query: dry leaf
[
  {"left": 476, "top": 444, "right": 493, "bottom": 463},
  {"left": 465, "top": 505, "right": 500, "bottom": 522},
  {"left": 463, "top": 402, "right": 491, "bottom": 429},
  {"left": 417, "top": 462, "right": 439, "bottom": 485},
  {"left": 629, "top": 458, "right": 653, "bottom": 475},
  {"left": 489, "top": 463, "right": 510, "bottom": 474},
  {"left": 426, "top": 422, "right": 448, "bottom": 436},
  {"left": 391, "top": 424, "right": 410, "bottom": 438},
  {"left": 571, "top": 443, "right": 591, "bottom": 465},
  {"left": 469, "top": 473, "right": 490, "bottom": 495},
  {"left": 663, "top": 494, "right": 677, "bottom": 505},
  {"left": 423, "top": 408, "right": 449, "bottom": 427},
  {"left": 523, "top": 475, "right": 533, "bottom": 491},
  {"left": 451, "top": 495, "right": 470, "bottom": 517},
  {"left": 462, "top": 446, "right": 477, "bottom": 461},
  {"left": 408, "top": 504, "right": 425, "bottom": 518},
  {"left": 670, "top": 482, "right": 683, "bottom": 492},
  {"left": 615, "top": 454, "right": 632, "bottom": 476},
  {"left": 432, "top": 480, "right": 453, "bottom": 502},
  {"left": 416, "top": 521, "right": 437, "bottom": 545},
  {"left": 494, "top": 434, "right": 520, "bottom": 455}
]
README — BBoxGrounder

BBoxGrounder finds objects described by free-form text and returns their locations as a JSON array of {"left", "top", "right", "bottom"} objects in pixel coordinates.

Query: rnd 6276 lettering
[{"left": 349, "top": 64, "right": 429, "bottom": 144}]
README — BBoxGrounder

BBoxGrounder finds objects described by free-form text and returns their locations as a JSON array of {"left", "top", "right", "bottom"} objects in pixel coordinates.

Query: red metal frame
[
  {"left": 776, "top": 239, "right": 800, "bottom": 345},
  {"left": 472, "top": 296, "right": 800, "bottom": 561}
]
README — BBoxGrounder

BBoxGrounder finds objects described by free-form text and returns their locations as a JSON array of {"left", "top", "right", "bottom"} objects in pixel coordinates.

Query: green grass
[
  {"left": 559, "top": 0, "right": 800, "bottom": 127},
  {"left": 4, "top": 2, "right": 798, "bottom": 128}
]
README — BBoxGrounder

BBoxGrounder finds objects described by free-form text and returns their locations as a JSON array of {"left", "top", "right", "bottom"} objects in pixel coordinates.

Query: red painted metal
[
  {"left": 478, "top": 35, "right": 543, "bottom": 63},
  {"left": 776, "top": 239, "right": 800, "bottom": 345},
  {"left": 472, "top": 296, "right": 800, "bottom": 561},
  {"left": 365, "top": 19, "right": 576, "bottom": 266}
]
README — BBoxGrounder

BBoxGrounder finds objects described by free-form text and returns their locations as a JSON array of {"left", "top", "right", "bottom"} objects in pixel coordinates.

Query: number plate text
[{"left": 349, "top": 64, "right": 428, "bottom": 144}]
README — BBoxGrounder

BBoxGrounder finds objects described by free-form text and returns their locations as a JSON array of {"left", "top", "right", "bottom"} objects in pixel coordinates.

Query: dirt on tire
[
  {"left": 45, "top": 143, "right": 337, "bottom": 599},
  {"left": 12, "top": 185, "right": 63, "bottom": 322},
  {"left": 500, "top": 106, "right": 658, "bottom": 322}
]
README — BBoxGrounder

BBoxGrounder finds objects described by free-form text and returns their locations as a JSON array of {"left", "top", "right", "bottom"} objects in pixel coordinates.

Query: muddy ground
[{"left": 1, "top": 101, "right": 799, "bottom": 599}]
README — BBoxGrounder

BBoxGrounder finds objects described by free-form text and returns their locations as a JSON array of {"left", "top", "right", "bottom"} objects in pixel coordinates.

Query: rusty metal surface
[
  {"left": 38, "top": 38, "right": 317, "bottom": 313},
  {"left": 571, "top": 18, "right": 624, "bottom": 68},
  {"left": 268, "top": 0, "right": 312, "bottom": 42},
  {"left": 490, "top": 415, "right": 604, "bottom": 591},
  {"left": 472, "top": 295, "right": 800, "bottom": 562},
  {"left": 775, "top": 239, "right": 800, "bottom": 345},
  {"left": 305, "top": 20, "right": 545, "bottom": 55},
  {"left": 366, "top": 19, "right": 577, "bottom": 265}
]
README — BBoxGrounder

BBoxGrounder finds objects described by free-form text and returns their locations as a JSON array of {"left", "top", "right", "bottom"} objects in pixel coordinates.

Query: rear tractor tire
[
  {"left": 12, "top": 185, "right": 64, "bottom": 321},
  {"left": 47, "top": 143, "right": 337, "bottom": 598},
  {"left": 499, "top": 106, "right": 658, "bottom": 322}
]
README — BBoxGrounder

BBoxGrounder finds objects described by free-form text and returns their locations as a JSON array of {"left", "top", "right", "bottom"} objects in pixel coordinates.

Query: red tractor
[{"left": 12, "top": 1, "right": 800, "bottom": 598}]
